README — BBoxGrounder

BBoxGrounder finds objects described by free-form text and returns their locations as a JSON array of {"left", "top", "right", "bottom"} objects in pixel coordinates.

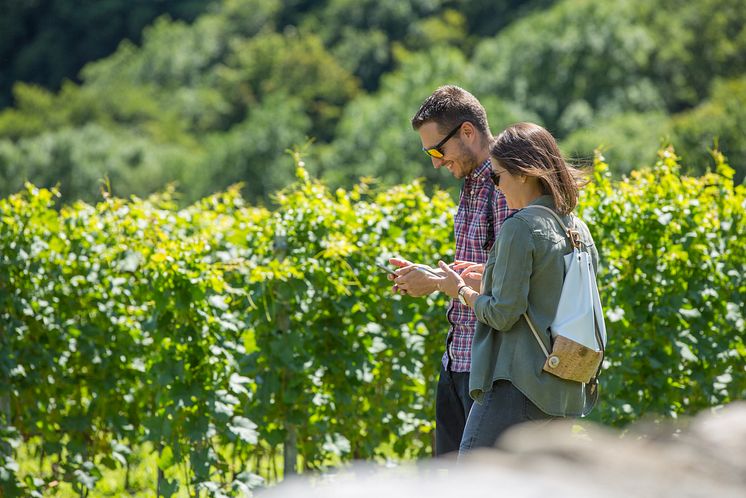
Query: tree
[
  {"left": 671, "top": 77, "right": 746, "bottom": 183},
  {"left": 561, "top": 112, "right": 670, "bottom": 177},
  {"left": 0, "top": 124, "right": 195, "bottom": 203},
  {"left": 468, "top": 0, "right": 746, "bottom": 138},
  {"left": 469, "top": 0, "right": 664, "bottom": 136},
  {"left": 0, "top": 0, "right": 210, "bottom": 109},
  {"left": 322, "top": 47, "right": 538, "bottom": 190}
]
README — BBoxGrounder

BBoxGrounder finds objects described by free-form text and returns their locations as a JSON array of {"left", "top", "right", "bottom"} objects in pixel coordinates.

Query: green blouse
[{"left": 470, "top": 195, "right": 599, "bottom": 416}]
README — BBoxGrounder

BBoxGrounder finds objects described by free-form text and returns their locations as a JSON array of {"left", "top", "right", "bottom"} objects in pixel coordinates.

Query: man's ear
[{"left": 460, "top": 121, "right": 477, "bottom": 142}]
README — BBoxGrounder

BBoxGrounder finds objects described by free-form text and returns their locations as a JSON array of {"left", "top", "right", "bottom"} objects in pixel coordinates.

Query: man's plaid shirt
[{"left": 444, "top": 159, "right": 512, "bottom": 372}]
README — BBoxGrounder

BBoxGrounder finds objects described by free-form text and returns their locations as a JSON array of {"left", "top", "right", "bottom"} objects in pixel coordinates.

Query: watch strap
[{"left": 457, "top": 284, "right": 469, "bottom": 305}]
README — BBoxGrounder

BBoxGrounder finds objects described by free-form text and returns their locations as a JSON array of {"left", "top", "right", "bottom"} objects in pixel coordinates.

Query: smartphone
[
  {"left": 377, "top": 261, "right": 442, "bottom": 277},
  {"left": 375, "top": 262, "right": 398, "bottom": 276}
]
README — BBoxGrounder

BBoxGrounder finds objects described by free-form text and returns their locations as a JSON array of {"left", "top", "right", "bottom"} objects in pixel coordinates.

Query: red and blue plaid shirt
[{"left": 445, "top": 159, "right": 512, "bottom": 372}]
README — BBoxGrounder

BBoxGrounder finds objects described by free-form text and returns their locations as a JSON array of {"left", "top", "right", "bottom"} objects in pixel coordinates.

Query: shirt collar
[
  {"left": 465, "top": 159, "right": 493, "bottom": 185},
  {"left": 527, "top": 194, "right": 555, "bottom": 208}
]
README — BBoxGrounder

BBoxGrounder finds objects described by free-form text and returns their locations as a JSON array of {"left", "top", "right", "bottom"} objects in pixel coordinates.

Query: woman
[{"left": 436, "top": 122, "right": 599, "bottom": 454}]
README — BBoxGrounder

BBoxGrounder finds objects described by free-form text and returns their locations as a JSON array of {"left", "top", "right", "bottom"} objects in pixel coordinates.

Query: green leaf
[{"left": 157, "top": 445, "right": 174, "bottom": 471}]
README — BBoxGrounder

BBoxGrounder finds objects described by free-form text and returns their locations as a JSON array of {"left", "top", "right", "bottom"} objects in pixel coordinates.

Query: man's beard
[{"left": 457, "top": 141, "right": 479, "bottom": 177}]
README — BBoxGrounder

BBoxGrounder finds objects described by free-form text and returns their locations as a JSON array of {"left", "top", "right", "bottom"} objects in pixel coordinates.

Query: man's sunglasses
[{"left": 422, "top": 122, "right": 464, "bottom": 159}]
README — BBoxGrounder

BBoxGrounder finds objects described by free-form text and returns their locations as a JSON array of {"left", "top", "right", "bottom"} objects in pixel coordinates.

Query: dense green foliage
[
  {"left": 1, "top": 149, "right": 744, "bottom": 496},
  {"left": 579, "top": 150, "right": 745, "bottom": 423},
  {"left": 0, "top": 160, "right": 454, "bottom": 495},
  {"left": 1, "top": 0, "right": 744, "bottom": 205},
  {"left": 0, "top": 0, "right": 210, "bottom": 108}
]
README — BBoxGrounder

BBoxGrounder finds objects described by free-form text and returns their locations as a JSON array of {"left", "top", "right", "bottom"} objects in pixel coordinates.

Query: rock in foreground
[{"left": 259, "top": 403, "right": 746, "bottom": 498}]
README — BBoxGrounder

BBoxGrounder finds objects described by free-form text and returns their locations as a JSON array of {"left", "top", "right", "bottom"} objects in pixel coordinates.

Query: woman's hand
[
  {"left": 452, "top": 260, "right": 484, "bottom": 291},
  {"left": 437, "top": 260, "right": 466, "bottom": 298}
]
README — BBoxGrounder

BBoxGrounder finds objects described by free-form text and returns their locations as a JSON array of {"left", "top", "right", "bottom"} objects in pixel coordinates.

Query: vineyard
[{"left": 1, "top": 149, "right": 744, "bottom": 496}]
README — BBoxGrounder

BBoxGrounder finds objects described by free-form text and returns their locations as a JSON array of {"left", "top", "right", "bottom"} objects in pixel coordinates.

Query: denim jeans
[
  {"left": 435, "top": 365, "right": 474, "bottom": 456},
  {"left": 459, "top": 379, "right": 552, "bottom": 455}
]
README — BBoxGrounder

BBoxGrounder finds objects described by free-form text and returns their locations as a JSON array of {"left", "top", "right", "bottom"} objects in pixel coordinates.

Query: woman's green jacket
[{"left": 470, "top": 195, "right": 599, "bottom": 416}]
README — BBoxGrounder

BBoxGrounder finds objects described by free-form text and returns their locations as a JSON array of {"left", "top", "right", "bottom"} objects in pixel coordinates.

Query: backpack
[{"left": 522, "top": 205, "right": 607, "bottom": 412}]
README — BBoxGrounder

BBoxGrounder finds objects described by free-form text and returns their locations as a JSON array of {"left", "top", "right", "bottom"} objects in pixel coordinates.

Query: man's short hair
[{"left": 411, "top": 85, "right": 491, "bottom": 136}]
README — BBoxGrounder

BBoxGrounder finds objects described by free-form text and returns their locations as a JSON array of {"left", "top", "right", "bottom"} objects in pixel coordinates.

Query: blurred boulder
[{"left": 259, "top": 402, "right": 746, "bottom": 498}]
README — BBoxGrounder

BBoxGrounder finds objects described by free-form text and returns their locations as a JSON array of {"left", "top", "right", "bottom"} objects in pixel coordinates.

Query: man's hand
[{"left": 388, "top": 257, "right": 443, "bottom": 297}]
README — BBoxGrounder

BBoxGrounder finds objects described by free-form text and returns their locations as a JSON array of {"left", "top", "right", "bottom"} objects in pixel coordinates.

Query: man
[{"left": 389, "top": 85, "right": 511, "bottom": 456}]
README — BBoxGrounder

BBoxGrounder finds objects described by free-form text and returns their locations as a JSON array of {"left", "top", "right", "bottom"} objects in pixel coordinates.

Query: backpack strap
[
  {"left": 524, "top": 311, "right": 549, "bottom": 358},
  {"left": 482, "top": 178, "right": 496, "bottom": 251},
  {"left": 523, "top": 205, "right": 582, "bottom": 249}
]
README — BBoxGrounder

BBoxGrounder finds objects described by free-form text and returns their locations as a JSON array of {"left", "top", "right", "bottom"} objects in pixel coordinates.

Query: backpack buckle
[{"left": 568, "top": 229, "right": 581, "bottom": 248}]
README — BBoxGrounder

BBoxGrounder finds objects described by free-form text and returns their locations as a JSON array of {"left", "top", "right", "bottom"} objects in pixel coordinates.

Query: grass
[{"left": 12, "top": 439, "right": 406, "bottom": 496}]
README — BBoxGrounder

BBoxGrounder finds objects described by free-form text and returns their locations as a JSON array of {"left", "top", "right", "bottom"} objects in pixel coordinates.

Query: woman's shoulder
[
  {"left": 515, "top": 205, "right": 597, "bottom": 247},
  {"left": 496, "top": 214, "right": 535, "bottom": 248},
  {"left": 501, "top": 212, "right": 533, "bottom": 234},
  {"left": 513, "top": 206, "right": 565, "bottom": 237}
]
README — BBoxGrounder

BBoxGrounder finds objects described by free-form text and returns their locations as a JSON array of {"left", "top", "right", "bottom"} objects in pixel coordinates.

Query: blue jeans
[{"left": 459, "top": 379, "right": 552, "bottom": 455}]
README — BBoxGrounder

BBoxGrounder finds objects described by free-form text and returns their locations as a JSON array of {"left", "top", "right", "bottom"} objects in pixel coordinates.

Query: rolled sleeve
[{"left": 473, "top": 217, "right": 534, "bottom": 331}]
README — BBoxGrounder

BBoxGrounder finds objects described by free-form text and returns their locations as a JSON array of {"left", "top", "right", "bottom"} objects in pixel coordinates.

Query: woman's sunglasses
[{"left": 490, "top": 168, "right": 507, "bottom": 187}]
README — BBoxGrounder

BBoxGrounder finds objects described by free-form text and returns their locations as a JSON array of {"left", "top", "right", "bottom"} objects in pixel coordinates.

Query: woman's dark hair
[{"left": 490, "top": 122, "right": 587, "bottom": 214}]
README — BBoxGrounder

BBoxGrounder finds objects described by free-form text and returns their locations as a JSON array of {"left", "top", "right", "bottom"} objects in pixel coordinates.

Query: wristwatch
[{"left": 457, "top": 284, "right": 469, "bottom": 305}]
